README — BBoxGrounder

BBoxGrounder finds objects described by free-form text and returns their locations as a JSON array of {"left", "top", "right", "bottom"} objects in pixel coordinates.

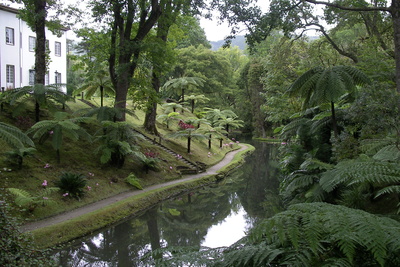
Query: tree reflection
[{"left": 53, "top": 141, "right": 283, "bottom": 266}]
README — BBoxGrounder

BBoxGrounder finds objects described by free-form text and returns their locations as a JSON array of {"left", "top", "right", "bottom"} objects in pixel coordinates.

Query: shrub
[
  {"left": 55, "top": 172, "right": 87, "bottom": 199},
  {"left": 0, "top": 192, "right": 54, "bottom": 266}
]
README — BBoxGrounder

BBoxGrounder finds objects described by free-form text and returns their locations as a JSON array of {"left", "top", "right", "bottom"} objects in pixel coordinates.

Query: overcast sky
[{"left": 3, "top": 0, "right": 235, "bottom": 42}]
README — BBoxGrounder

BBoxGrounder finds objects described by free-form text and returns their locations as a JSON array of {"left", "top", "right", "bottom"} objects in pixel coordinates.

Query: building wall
[{"left": 0, "top": 5, "right": 67, "bottom": 92}]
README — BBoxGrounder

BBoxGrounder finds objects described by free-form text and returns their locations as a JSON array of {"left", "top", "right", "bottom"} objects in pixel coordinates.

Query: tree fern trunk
[
  {"left": 100, "top": 85, "right": 104, "bottom": 107},
  {"left": 331, "top": 101, "right": 339, "bottom": 138},
  {"left": 35, "top": 101, "right": 40, "bottom": 122},
  {"left": 56, "top": 149, "right": 60, "bottom": 164},
  {"left": 187, "top": 136, "right": 191, "bottom": 153},
  {"left": 209, "top": 134, "right": 212, "bottom": 149}
]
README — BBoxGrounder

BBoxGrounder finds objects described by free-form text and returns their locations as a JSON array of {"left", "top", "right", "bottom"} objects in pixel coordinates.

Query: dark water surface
[{"left": 54, "top": 141, "right": 282, "bottom": 266}]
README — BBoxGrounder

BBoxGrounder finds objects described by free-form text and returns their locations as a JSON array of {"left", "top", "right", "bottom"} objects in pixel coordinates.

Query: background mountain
[{"left": 210, "top": 35, "right": 246, "bottom": 51}]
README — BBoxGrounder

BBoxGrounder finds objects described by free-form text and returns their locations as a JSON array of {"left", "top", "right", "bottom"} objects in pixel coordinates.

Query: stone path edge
[{"left": 22, "top": 144, "right": 254, "bottom": 248}]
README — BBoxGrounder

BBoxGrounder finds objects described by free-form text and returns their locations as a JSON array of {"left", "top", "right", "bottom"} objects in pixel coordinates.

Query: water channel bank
[
  {"left": 25, "top": 144, "right": 255, "bottom": 248},
  {"left": 53, "top": 141, "right": 282, "bottom": 266}
]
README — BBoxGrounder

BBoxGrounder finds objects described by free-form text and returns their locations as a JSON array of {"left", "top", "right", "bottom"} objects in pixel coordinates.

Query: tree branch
[
  {"left": 305, "top": 0, "right": 391, "bottom": 13},
  {"left": 309, "top": 23, "right": 359, "bottom": 63}
]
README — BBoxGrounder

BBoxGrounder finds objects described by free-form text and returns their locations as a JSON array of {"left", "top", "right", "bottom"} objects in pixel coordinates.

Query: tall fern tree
[
  {"left": 161, "top": 77, "right": 205, "bottom": 112},
  {"left": 74, "top": 68, "right": 115, "bottom": 107},
  {"left": 288, "top": 66, "right": 370, "bottom": 137},
  {"left": 27, "top": 112, "right": 92, "bottom": 163},
  {"left": 6, "top": 84, "right": 72, "bottom": 122}
]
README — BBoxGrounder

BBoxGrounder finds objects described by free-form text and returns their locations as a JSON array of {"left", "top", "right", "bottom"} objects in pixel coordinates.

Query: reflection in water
[{"left": 53, "top": 142, "right": 282, "bottom": 266}]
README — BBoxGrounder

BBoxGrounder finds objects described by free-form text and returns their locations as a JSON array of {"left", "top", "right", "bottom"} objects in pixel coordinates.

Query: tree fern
[{"left": 246, "top": 203, "right": 400, "bottom": 266}]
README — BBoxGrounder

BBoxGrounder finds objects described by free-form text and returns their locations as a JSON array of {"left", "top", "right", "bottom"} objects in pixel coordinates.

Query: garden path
[{"left": 21, "top": 144, "right": 248, "bottom": 232}]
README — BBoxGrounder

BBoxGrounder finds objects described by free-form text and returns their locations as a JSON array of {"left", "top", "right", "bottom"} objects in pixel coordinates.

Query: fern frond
[
  {"left": 375, "top": 185, "right": 400, "bottom": 199},
  {"left": 248, "top": 203, "right": 400, "bottom": 266},
  {"left": 320, "top": 159, "right": 400, "bottom": 193},
  {"left": 125, "top": 173, "right": 143, "bottom": 190},
  {"left": 0, "top": 122, "right": 34, "bottom": 148}
]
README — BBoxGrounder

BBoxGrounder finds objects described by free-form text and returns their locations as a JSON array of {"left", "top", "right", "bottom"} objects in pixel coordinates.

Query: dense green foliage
[{"left": 55, "top": 172, "right": 88, "bottom": 199}]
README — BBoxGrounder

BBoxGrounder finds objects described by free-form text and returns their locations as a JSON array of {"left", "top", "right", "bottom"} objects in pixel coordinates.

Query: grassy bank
[
  {"left": 29, "top": 144, "right": 254, "bottom": 248},
  {"left": 0, "top": 97, "right": 252, "bottom": 248}
]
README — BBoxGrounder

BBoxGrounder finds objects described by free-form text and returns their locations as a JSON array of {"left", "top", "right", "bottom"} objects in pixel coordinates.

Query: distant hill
[
  {"left": 210, "top": 35, "right": 246, "bottom": 51},
  {"left": 209, "top": 34, "right": 320, "bottom": 51}
]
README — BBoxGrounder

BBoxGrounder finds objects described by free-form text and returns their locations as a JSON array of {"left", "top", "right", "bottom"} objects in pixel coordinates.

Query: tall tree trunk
[
  {"left": 209, "top": 134, "right": 212, "bottom": 149},
  {"left": 187, "top": 136, "right": 191, "bottom": 153},
  {"left": 144, "top": 0, "right": 176, "bottom": 134},
  {"left": 109, "top": 0, "right": 162, "bottom": 122},
  {"left": 144, "top": 72, "right": 160, "bottom": 135},
  {"left": 34, "top": 0, "right": 47, "bottom": 86},
  {"left": 392, "top": 0, "right": 400, "bottom": 94}
]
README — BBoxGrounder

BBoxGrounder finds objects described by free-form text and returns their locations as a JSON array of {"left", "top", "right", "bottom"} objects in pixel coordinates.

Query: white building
[{"left": 0, "top": 4, "right": 68, "bottom": 92}]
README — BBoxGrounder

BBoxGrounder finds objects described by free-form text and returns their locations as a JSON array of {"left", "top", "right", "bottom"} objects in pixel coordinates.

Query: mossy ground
[{"left": 0, "top": 97, "right": 239, "bottom": 223}]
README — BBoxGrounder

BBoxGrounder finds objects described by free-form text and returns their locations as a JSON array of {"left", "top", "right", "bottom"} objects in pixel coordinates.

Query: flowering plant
[{"left": 178, "top": 120, "right": 195, "bottom": 130}]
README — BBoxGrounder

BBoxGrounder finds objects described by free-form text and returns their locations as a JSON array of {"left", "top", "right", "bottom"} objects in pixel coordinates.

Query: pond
[{"left": 53, "top": 141, "right": 282, "bottom": 266}]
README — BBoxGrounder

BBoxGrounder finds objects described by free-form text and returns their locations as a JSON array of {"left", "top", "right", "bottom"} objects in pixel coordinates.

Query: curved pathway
[{"left": 21, "top": 144, "right": 248, "bottom": 232}]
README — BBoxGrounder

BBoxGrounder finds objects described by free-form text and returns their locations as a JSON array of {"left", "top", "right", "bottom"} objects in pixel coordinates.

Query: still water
[{"left": 54, "top": 141, "right": 282, "bottom": 266}]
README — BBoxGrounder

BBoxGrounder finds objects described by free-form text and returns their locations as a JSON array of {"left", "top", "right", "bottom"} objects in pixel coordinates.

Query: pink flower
[
  {"left": 42, "top": 197, "right": 48, "bottom": 200},
  {"left": 63, "top": 193, "right": 69, "bottom": 197},
  {"left": 49, "top": 131, "right": 54, "bottom": 135},
  {"left": 88, "top": 172, "right": 94, "bottom": 176},
  {"left": 281, "top": 142, "right": 287, "bottom": 145},
  {"left": 42, "top": 180, "right": 48, "bottom": 187},
  {"left": 44, "top": 163, "right": 50, "bottom": 168},
  {"left": 96, "top": 183, "right": 99, "bottom": 186},
  {"left": 87, "top": 186, "right": 92, "bottom": 191},
  {"left": 169, "top": 166, "right": 173, "bottom": 170}
]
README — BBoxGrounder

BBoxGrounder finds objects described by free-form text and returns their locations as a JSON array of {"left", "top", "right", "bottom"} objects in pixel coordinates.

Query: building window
[
  {"left": 55, "top": 71, "right": 61, "bottom": 84},
  {"left": 6, "top": 27, "right": 14, "bottom": 45},
  {"left": 29, "top": 36, "right": 36, "bottom": 52},
  {"left": 29, "top": 70, "right": 36, "bottom": 85},
  {"left": 45, "top": 72, "right": 49, "bottom": 85},
  {"left": 55, "top": 42, "right": 61, "bottom": 56},
  {"left": 6, "top": 65, "right": 15, "bottom": 88}
]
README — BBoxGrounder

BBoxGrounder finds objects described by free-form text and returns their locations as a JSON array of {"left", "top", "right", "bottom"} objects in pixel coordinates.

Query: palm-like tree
[
  {"left": 183, "top": 94, "right": 210, "bottom": 113},
  {"left": 199, "top": 126, "right": 227, "bottom": 149},
  {"left": 161, "top": 102, "right": 189, "bottom": 114},
  {"left": 74, "top": 69, "right": 114, "bottom": 107},
  {"left": 156, "top": 112, "right": 180, "bottom": 129},
  {"left": 288, "top": 65, "right": 370, "bottom": 137},
  {"left": 161, "top": 77, "right": 205, "bottom": 112},
  {"left": 94, "top": 121, "right": 143, "bottom": 168},
  {"left": 185, "top": 117, "right": 211, "bottom": 129},
  {"left": 216, "top": 117, "right": 244, "bottom": 135},
  {"left": 6, "top": 84, "right": 72, "bottom": 122},
  {"left": 27, "top": 112, "right": 92, "bottom": 163},
  {"left": 204, "top": 108, "right": 238, "bottom": 127},
  {"left": 167, "top": 128, "right": 207, "bottom": 153}
]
